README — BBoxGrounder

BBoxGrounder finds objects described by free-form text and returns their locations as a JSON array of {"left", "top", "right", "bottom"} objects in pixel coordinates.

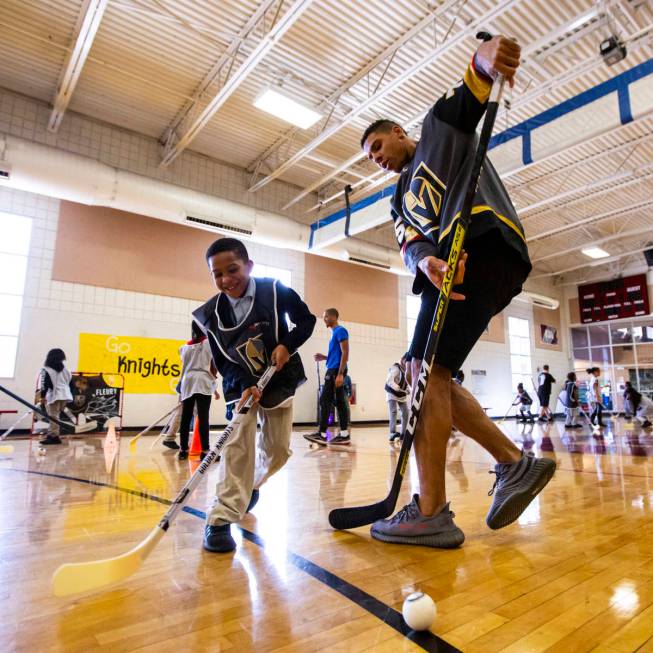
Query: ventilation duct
[
  {"left": 185, "top": 214, "right": 253, "bottom": 237},
  {"left": 514, "top": 290, "right": 559, "bottom": 310},
  {"left": 0, "top": 133, "right": 404, "bottom": 272}
]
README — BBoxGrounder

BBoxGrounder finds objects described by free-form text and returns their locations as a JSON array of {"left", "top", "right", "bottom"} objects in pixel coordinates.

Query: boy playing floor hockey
[{"left": 193, "top": 238, "right": 316, "bottom": 552}]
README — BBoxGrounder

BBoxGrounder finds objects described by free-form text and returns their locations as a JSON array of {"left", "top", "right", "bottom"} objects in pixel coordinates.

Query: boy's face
[{"left": 208, "top": 251, "right": 253, "bottom": 299}]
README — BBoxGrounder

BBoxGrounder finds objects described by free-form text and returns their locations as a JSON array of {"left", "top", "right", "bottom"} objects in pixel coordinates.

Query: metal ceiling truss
[
  {"left": 159, "top": 0, "right": 314, "bottom": 167},
  {"left": 298, "top": 3, "right": 653, "bottom": 215},
  {"left": 247, "top": 0, "right": 522, "bottom": 193}
]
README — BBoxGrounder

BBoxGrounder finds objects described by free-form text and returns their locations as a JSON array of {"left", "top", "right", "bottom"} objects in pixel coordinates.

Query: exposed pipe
[{"left": 0, "top": 133, "right": 404, "bottom": 273}]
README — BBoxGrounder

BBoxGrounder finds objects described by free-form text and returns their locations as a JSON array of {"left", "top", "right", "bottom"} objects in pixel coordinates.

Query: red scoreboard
[{"left": 578, "top": 274, "right": 650, "bottom": 323}]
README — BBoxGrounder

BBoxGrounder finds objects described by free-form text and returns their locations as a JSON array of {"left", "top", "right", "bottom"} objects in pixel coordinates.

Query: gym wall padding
[
  {"left": 53, "top": 201, "right": 216, "bottom": 300},
  {"left": 304, "top": 253, "right": 398, "bottom": 328}
]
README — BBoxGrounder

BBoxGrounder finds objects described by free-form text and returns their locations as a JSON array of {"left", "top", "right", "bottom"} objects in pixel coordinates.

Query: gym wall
[{"left": 0, "top": 87, "right": 572, "bottom": 427}]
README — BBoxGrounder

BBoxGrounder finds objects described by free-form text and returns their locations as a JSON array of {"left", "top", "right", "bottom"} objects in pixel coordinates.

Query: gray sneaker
[
  {"left": 370, "top": 495, "right": 465, "bottom": 548},
  {"left": 486, "top": 451, "right": 556, "bottom": 530}
]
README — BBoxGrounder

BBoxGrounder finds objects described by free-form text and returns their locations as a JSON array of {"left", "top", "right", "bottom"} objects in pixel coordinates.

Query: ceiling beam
[
  {"left": 48, "top": 0, "right": 108, "bottom": 132},
  {"left": 531, "top": 225, "right": 653, "bottom": 264},
  {"left": 527, "top": 200, "right": 653, "bottom": 243},
  {"left": 160, "top": 0, "right": 314, "bottom": 167},
  {"left": 531, "top": 246, "right": 652, "bottom": 279},
  {"left": 248, "top": 0, "right": 522, "bottom": 193}
]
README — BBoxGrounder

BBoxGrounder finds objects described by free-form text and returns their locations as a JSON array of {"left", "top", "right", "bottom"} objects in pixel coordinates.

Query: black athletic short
[
  {"left": 409, "top": 229, "right": 530, "bottom": 372},
  {"left": 537, "top": 387, "right": 551, "bottom": 407}
]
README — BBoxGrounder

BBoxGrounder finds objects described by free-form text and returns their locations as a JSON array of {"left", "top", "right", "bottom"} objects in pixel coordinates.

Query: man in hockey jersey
[
  {"left": 360, "top": 35, "right": 555, "bottom": 547},
  {"left": 193, "top": 238, "right": 316, "bottom": 552}
]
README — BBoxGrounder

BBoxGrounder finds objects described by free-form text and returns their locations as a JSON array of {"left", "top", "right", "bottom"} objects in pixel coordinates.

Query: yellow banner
[{"left": 78, "top": 333, "right": 185, "bottom": 394}]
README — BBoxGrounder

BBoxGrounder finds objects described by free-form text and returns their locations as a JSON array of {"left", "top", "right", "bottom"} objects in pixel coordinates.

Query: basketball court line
[{"left": 2, "top": 467, "right": 461, "bottom": 653}]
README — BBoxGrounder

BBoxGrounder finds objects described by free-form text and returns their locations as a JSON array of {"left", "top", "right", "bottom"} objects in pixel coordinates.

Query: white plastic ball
[
  {"left": 37, "top": 446, "right": 46, "bottom": 456},
  {"left": 402, "top": 591, "right": 436, "bottom": 631}
]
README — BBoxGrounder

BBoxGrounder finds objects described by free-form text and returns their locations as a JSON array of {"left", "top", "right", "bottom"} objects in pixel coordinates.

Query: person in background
[
  {"left": 586, "top": 367, "right": 606, "bottom": 428},
  {"left": 513, "top": 383, "right": 535, "bottom": 423},
  {"left": 177, "top": 322, "right": 218, "bottom": 461},
  {"left": 537, "top": 365, "right": 556, "bottom": 422},
  {"left": 385, "top": 354, "right": 410, "bottom": 442},
  {"left": 564, "top": 372, "right": 582, "bottom": 429},
  {"left": 623, "top": 381, "right": 634, "bottom": 419},
  {"left": 625, "top": 384, "right": 653, "bottom": 429},
  {"left": 38, "top": 348, "right": 73, "bottom": 445},
  {"left": 305, "top": 308, "right": 351, "bottom": 446}
]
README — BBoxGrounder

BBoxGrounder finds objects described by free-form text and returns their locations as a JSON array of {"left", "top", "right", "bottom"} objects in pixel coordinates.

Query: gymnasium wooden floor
[{"left": 2, "top": 418, "right": 653, "bottom": 652}]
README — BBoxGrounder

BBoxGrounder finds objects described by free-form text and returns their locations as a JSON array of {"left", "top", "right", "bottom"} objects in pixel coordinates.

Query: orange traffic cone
[{"left": 189, "top": 418, "right": 202, "bottom": 456}]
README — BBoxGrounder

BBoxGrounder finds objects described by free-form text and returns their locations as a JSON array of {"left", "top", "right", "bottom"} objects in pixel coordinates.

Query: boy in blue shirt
[{"left": 305, "top": 308, "right": 351, "bottom": 445}]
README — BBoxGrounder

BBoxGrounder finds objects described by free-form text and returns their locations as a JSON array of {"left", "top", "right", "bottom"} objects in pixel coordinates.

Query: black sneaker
[
  {"left": 303, "top": 432, "right": 327, "bottom": 446},
  {"left": 247, "top": 488, "right": 259, "bottom": 512},
  {"left": 330, "top": 434, "right": 351, "bottom": 446},
  {"left": 177, "top": 449, "right": 189, "bottom": 461},
  {"left": 199, "top": 451, "right": 209, "bottom": 461},
  {"left": 39, "top": 435, "right": 62, "bottom": 445},
  {"left": 203, "top": 524, "right": 236, "bottom": 553},
  {"left": 162, "top": 440, "right": 180, "bottom": 450},
  {"left": 643, "top": 420, "right": 652, "bottom": 429},
  {"left": 388, "top": 432, "right": 401, "bottom": 442}
]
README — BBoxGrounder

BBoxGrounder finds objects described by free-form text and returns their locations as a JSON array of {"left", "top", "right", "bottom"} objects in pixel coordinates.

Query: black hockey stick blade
[{"left": 329, "top": 434, "right": 412, "bottom": 529}]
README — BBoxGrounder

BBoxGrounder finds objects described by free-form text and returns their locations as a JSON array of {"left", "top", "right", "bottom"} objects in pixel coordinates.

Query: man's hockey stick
[
  {"left": 51, "top": 365, "right": 276, "bottom": 596},
  {"left": 128, "top": 404, "right": 180, "bottom": 453},
  {"left": 0, "top": 384, "right": 98, "bottom": 434},
  {"left": 329, "top": 64, "right": 506, "bottom": 530}
]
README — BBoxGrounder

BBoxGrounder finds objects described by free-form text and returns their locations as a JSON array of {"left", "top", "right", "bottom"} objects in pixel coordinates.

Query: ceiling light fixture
[
  {"left": 582, "top": 247, "right": 610, "bottom": 259},
  {"left": 253, "top": 87, "right": 322, "bottom": 129}
]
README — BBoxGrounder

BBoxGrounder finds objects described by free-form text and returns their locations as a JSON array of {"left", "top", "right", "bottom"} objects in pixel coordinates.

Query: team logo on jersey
[
  {"left": 402, "top": 161, "right": 446, "bottom": 235},
  {"left": 236, "top": 335, "right": 268, "bottom": 374}
]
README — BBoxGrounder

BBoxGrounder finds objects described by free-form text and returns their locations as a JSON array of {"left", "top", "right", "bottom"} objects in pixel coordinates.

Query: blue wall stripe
[{"left": 310, "top": 57, "right": 653, "bottom": 237}]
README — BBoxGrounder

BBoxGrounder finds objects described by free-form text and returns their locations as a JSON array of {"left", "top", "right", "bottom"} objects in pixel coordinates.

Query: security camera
[{"left": 600, "top": 36, "right": 627, "bottom": 66}]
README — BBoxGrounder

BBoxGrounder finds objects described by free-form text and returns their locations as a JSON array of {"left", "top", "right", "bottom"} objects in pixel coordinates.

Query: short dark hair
[
  {"left": 325, "top": 307, "right": 339, "bottom": 319},
  {"left": 567, "top": 372, "right": 576, "bottom": 382},
  {"left": 543, "top": 364, "right": 549, "bottom": 370},
  {"left": 360, "top": 119, "right": 403, "bottom": 149},
  {"left": 205, "top": 237, "right": 249, "bottom": 263}
]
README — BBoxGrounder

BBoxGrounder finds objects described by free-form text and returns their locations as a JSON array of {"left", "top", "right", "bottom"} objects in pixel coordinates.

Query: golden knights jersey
[{"left": 392, "top": 60, "right": 531, "bottom": 292}]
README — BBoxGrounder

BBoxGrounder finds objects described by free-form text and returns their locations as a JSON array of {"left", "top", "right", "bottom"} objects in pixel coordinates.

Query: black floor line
[{"left": 2, "top": 467, "right": 461, "bottom": 653}]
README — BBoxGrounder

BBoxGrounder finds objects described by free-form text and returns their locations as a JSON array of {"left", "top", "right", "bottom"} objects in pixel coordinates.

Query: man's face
[
  {"left": 322, "top": 311, "right": 336, "bottom": 328},
  {"left": 208, "top": 251, "right": 253, "bottom": 299},
  {"left": 363, "top": 125, "right": 409, "bottom": 173}
]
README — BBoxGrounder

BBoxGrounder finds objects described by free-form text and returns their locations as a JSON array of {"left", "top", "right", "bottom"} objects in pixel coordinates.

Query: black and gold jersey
[{"left": 391, "top": 58, "right": 531, "bottom": 292}]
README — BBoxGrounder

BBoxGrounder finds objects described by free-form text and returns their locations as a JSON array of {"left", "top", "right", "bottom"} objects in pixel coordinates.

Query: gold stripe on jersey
[
  {"left": 438, "top": 205, "right": 526, "bottom": 243},
  {"left": 464, "top": 64, "right": 491, "bottom": 103}
]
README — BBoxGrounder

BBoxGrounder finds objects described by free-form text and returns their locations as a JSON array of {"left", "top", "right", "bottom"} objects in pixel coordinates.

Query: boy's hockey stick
[
  {"left": 0, "top": 384, "right": 97, "bottom": 434},
  {"left": 51, "top": 365, "right": 275, "bottom": 596},
  {"left": 329, "top": 54, "right": 505, "bottom": 530}
]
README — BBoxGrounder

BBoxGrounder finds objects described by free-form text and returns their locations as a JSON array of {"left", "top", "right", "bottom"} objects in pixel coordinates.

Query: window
[
  {"left": 252, "top": 263, "right": 292, "bottom": 287},
  {"left": 406, "top": 295, "right": 420, "bottom": 347},
  {"left": 508, "top": 316, "right": 532, "bottom": 390},
  {"left": 252, "top": 264, "right": 293, "bottom": 327},
  {"left": 0, "top": 213, "right": 31, "bottom": 377}
]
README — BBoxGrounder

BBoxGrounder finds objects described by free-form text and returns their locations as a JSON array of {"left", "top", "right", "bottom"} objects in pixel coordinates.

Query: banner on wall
[
  {"left": 78, "top": 333, "right": 184, "bottom": 394},
  {"left": 540, "top": 324, "right": 558, "bottom": 345}
]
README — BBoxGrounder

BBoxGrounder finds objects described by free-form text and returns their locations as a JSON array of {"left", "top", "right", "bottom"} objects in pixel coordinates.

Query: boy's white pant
[
  {"left": 636, "top": 401, "right": 653, "bottom": 424},
  {"left": 207, "top": 403, "right": 293, "bottom": 526},
  {"left": 565, "top": 407, "right": 579, "bottom": 426}
]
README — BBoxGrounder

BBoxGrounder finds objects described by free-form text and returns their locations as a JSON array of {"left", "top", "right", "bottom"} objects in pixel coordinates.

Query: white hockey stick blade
[
  {"left": 52, "top": 526, "right": 164, "bottom": 596},
  {"left": 75, "top": 420, "right": 98, "bottom": 434}
]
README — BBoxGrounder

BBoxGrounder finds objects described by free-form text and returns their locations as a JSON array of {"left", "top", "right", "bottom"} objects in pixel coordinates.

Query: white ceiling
[{"left": 0, "top": 0, "right": 652, "bottom": 283}]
